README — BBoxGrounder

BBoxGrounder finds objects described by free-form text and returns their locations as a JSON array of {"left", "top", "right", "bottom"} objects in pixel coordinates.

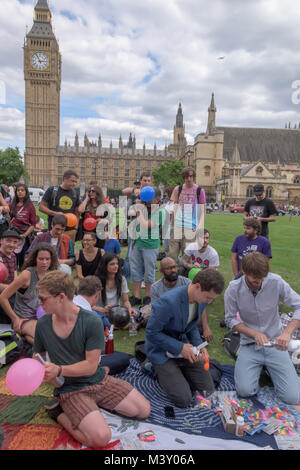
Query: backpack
[
  {"left": 0, "top": 331, "right": 24, "bottom": 367},
  {"left": 222, "top": 330, "right": 240, "bottom": 359},
  {"left": 135, "top": 340, "right": 147, "bottom": 364}
]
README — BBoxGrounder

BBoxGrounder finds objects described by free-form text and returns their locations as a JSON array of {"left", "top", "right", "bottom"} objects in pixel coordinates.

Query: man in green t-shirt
[
  {"left": 33, "top": 271, "right": 150, "bottom": 449},
  {"left": 129, "top": 188, "right": 164, "bottom": 307}
]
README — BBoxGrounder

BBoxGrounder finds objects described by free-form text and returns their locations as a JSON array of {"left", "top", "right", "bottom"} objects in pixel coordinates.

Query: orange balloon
[{"left": 65, "top": 213, "right": 78, "bottom": 228}]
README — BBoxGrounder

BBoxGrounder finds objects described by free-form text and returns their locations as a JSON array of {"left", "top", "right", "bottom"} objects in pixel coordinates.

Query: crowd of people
[{"left": 0, "top": 168, "right": 300, "bottom": 449}]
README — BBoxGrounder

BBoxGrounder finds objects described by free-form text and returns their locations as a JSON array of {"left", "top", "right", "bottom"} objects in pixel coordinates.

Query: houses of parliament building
[{"left": 24, "top": 0, "right": 300, "bottom": 204}]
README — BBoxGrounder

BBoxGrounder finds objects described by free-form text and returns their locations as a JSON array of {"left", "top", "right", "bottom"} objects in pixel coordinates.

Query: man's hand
[
  {"left": 44, "top": 362, "right": 60, "bottom": 383},
  {"left": 253, "top": 331, "right": 269, "bottom": 346},
  {"left": 181, "top": 343, "right": 198, "bottom": 363},
  {"left": 202, "top": 327, "right": 213, "bottom": 343},
  {"left": 275, "top": 331, "right": 291, "bottom": 351}
]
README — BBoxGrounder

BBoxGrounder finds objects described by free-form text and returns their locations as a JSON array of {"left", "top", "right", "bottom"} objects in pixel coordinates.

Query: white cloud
[{"left": 1, "top": 0, "right": 300, "bottom": 152}]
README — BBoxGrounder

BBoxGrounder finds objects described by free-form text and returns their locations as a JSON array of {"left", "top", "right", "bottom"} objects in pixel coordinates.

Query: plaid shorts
[{"left": 58, "top": 372, "right": 134, "bottom": 429}]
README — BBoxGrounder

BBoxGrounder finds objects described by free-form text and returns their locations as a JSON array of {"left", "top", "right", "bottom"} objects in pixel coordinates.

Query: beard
[{"left": 164, "top": 272, "right": 179, "bottom": 282}]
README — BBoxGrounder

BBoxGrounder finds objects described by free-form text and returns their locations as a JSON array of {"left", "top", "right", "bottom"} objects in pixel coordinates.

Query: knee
[
  {"left": 87, "top": 426, "right": 112, "bottom": 449},
  {"left": 277, "top": 388, "right": 300, "bottom": 406},
  {"left": 171, "top": 392, "right": 193, "bottom": 409}
]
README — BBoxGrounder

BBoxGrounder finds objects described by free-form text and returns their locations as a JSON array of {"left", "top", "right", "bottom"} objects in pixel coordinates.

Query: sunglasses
[{"left": 88, "top": 189, "right": 96, "bottom": 193}]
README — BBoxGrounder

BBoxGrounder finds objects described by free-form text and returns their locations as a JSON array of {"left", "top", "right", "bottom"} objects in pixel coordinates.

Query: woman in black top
[{"left": 75, "top": 232, "right": 104, "bottom": 279}]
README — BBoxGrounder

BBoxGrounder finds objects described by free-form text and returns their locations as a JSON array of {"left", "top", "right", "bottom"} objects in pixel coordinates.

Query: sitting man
[
  {"left": 34, "top": 271, "right": 151, "bottom": 449},
  {"left": 231, "top": 217, "right": 272, "bottom": 279},
  {"left": 180, "top": 229, "right": 219, "bottom": 277},
  {"left": 73, "top": 275, "right": 111, "bottom": 328},
  {"left": 151, "top": 257, "right": 213, "bottom": 342},
  {"left": 0, "top": 229, "right": 20, "bottom": 324},
  {"left": 225, "top": 251, "right": 300, "bottom": 405},
  {"left": 146, "top": 268, "right": 225, "bottom": 408},
  {"left": 27, "top": 214, "right": 75, "bottom": 275}
]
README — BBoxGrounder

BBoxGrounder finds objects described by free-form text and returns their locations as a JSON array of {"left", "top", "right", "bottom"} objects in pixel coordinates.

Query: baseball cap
[
  {"left": 253, "top": 184, "right": 264, "bottom": 195},
  {"left": 0, "top": 229, "right": 21, "bottom": 239}
]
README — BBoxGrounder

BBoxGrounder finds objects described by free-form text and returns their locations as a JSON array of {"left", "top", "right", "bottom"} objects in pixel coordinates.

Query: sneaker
[
  {"left": 141, "top": 281, "right": 146, "bottom": 288},
  {"left": 219, "top": 318, "right": 226, "bottom": 328},
  {"left": 45, "top": 398, "right": 63, "bottom": 422},
  {"left": 129, "top": 296, "right": 142, "bottom": 307},
  {"left": 143, "top": 296, "right": 151, "bottom": 306}
]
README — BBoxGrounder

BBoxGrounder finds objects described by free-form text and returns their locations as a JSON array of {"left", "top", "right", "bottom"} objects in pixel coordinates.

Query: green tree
[
  {"left": 152, "top": 160, "right": 185, "bottom": 187},
  {"left": 0, "top": 147, "right": 28, "bottom": 185}
]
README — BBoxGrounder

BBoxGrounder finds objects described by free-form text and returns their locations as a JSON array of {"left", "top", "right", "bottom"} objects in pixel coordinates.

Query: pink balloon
[
  {"left": 36, "top": 306, "right": 45, "bottom": 319},
  {"left": 6, "top": 358, "right": 45, "bottom": 396}
]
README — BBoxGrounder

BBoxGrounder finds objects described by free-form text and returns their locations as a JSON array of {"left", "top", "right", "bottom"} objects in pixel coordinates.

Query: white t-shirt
[
  {"left": 97, "top": 276, "right": 129, "bottom": 308},
  {"left": 184, "top": 243, "right": 220, "bottom": 269},
  {"left": 73, "top": 295, "right": 92, "bottom": 311}
]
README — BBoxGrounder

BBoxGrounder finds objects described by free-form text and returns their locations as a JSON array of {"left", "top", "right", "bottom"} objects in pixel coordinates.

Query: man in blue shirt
[
  {"left": 146, "top": 269, "right": 224, "bottom": 408},
  {"left": 225, "top": 252, "right": 300, "bottom": 405}
]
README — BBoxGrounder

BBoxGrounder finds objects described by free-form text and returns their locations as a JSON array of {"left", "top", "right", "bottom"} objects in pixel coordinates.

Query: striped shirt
[{"left": 0, "top": 251, "right": 17, "bottom": 285}]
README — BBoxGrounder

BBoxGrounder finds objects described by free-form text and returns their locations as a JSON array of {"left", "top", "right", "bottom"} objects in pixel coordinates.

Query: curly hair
[{"left": 22, "top": 242, "right": 59, "bottom": 271}]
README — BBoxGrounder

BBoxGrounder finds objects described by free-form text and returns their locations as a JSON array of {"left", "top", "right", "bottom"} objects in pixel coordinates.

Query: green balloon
[{"left": 188, "top": 267, "right": 202, "bottom": 281}]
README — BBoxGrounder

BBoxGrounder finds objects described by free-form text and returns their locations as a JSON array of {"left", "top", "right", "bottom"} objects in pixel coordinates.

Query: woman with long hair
[
  {"left": 9, "top": 182, "right": 37, "bottom": 269},
  {"left": 0, "top": 242, "right": 59, "bottom": 345},
  {"left": 75, "top": 231, "right": 104, "bottom": 279},
  {"left": 94, "top": 252, "right": 136, "bottom": 318},
  {"left": 77, "top": 184, "right": 108, "bottom": 248}
]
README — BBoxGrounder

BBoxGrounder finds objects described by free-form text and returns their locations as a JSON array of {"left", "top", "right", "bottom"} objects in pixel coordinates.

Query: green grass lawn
[{"left": 37, "top": 209, "right": 300, "bottom": 366}]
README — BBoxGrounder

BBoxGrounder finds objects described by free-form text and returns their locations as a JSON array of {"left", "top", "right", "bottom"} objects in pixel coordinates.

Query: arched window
[
  {"left": 256, "top": 166, "right": 263, "bottom": 176},
  {"left": 294, "top": 176, "right": 300, "bottom": 184},
  {"left": 246, "top": 186, "right": 254, "bottom": 197},
  {"left": 266, "top": 186, "right": 273, "bottom": 198},
  {"left": 204, "top": 165, "right": 211, "bottom": 177}
]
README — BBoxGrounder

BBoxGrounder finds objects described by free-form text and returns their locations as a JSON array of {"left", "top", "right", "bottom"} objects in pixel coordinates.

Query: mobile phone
[{"left": 164, "top": 406, "right": 176, "bottom": 419}]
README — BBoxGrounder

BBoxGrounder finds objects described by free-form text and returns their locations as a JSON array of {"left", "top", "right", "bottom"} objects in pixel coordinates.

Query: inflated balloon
[
  {"left": 108, "top": 306, "right": 130, "bottom": 328},
  {"left": 0, "top": 262, "right": 8, "bottom": 282},
  {"left": 6, "top": 358, "right": 45, "bottom": 396},
  {"left": 83, "top": 217, "right": 97, "bottom": 231},
  {"left": 188, "top": 267, "right": 202, "bottom": 281},
  {"left": 65, "top": 213, "right": 78, "bottom": 228},
  {"left": 140, "top": 186, "right": 155, "bottom": 202},
  {"left": 36, "top": 305, "right": 46, "bottom": 319}
]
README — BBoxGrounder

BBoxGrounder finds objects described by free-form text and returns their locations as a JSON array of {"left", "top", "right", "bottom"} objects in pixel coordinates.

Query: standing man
[
  {"left": 231, "top": 217, "right": 272, "bottom": 278},
  {"left": 225, "top": 252, "right": 300, "bottom": 405},
  {"left": 180, "top": 229, "right": 219, "bottom": 276},
  {"left": 39, "top": 170, "right": 80, "bottom": 243},
  {"left": 34, "top": 271, "right": 151, "bottom": 449},
  {"left": 151, "top": 257, "right": 213, "bottom": 343},
  {"left": 167, "top": 167, "right": 206, "bottom": 262},
  {"left": 146, "top": 269, "right": 224, "bottom": 407},
  {"left": 244, "top": 184, "right": 277, "bottom": 238},
  {"left": 0, "top": 230, "right": 20, "bottom": 324},
  {"left": 26, "top": 214, "right": 75, "bottom": 275}
]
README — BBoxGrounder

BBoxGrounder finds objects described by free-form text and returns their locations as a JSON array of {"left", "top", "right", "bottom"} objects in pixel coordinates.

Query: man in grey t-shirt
[{"left": 151, "top": 257, "right": 213, "bottom": 342}]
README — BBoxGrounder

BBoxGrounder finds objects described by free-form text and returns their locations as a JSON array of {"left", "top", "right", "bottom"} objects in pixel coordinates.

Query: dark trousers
[{"left": 154, "top": 357, "right": 215, "bottom": 408}]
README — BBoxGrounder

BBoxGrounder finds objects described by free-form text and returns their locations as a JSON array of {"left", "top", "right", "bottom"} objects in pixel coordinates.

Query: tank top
[
  {"left": 14, "top": 267, "right": 39, "bottom": 319},
  {"left": 77, "top": 249, "right": 102, "bottom": 277}
]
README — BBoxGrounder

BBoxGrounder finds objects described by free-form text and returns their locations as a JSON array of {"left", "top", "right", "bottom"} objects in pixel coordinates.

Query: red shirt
[{"left": 9, "top": 203, "right": 37, "bottom": 232}]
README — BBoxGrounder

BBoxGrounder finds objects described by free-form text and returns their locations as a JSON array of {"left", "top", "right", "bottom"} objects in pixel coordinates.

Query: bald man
[{"left": 151, "top": 257, "right": 213, "bottom": 342}]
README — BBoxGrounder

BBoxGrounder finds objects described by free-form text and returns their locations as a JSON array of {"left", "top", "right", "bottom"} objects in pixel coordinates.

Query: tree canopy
[
  {"left": 0, "top": 147, "right": 28, "bottom": 185},
  {"left": 152, "top": 160, "right": 185, "bottom": 187}
]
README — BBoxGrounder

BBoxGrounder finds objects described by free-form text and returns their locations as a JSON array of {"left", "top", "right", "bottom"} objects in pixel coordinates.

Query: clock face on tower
[{"left": 31, "top": 52, "right": 49, "bottom": 71}]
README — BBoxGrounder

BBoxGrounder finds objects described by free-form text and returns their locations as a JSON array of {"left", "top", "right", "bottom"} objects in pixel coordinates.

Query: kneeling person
[
  {"left": 34, "top": 271, "right": 150, "bottom": 449},
  {"left": 146, "top": 269, "right": 224, "bottom": 408}
]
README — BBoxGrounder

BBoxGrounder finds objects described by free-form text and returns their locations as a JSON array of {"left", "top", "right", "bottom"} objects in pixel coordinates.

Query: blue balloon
[{"left": 140, "top": 186, "right": 155, "bottom": 202}]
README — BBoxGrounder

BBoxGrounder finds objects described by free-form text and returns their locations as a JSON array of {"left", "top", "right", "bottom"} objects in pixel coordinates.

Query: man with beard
[
  {"left": 225, "top": 252, "right": 300, "bottom": 405},
  {"left": 244, "top": 183, "right": 277, "bottom": 239},
  {"left": 151, "top": 257, "right": 213, "bottom": 342},
  {"left": 231, "top": 217, "right": 272, "bottom": 279}
]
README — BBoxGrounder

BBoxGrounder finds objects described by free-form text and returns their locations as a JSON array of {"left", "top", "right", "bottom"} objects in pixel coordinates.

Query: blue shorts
[{"left": 129, "top": 245, "right": 158, "bottom": 283}]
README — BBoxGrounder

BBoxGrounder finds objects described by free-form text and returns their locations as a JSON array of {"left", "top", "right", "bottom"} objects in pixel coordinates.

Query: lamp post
[{"left": 187, "top": 150, "right": 191, "bottom": 166}]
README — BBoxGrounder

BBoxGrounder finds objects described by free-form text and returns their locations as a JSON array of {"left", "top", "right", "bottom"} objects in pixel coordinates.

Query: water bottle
[{"left": 129, "top": 316, "right": 137, "bottom": 336}]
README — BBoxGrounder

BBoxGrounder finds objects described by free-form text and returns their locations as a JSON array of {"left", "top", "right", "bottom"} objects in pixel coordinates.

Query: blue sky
[{"left": 1, "top": 0, "right": 300, "bottom": 154}]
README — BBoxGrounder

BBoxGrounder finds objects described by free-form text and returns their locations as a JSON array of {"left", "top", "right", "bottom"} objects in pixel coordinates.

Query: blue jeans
[
  {"left": 129, "top": 245, "right": 159, "bottom": 284},
  {"left": 122, "top": 237, "right": 132, "bottom": 285},
  {"left": 235, "top": 344, "right": 300, "bottom": 404}
]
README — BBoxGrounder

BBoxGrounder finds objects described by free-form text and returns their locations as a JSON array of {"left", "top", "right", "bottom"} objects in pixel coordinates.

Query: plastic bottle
[
  {"left": 105, "top": 326, "right": 114, "bottom": 354},
  {"left": 129, "top": 316, "right": 138, "bottom": 336},
  {"left": 235, "top": 416, "right": 245, "bottom": 436}
]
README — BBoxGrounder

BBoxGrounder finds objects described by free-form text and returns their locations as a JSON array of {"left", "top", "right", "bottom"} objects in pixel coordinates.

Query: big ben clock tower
[{"left": 24, "top": 0, "right": 61, "bottom": 187}]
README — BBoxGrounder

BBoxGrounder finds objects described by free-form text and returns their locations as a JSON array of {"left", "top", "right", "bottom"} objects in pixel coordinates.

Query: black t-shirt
[
  {"left": 244, "top": 197, "right": 277, "bottom": 237},
  {"left": 42, "top": 186, "right": 80, "bottom": 230},
  {"left": 76, "top": 249, "right": 103, "bottom": 277}
]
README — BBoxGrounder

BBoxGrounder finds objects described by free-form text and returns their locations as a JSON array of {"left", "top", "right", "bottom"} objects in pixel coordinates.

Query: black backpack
[
  {"left": 0, "top": 331, "right": 24, "bottom": 367},
  {"left": 222, "top": 330, "right": 240, "bottom": 359}
]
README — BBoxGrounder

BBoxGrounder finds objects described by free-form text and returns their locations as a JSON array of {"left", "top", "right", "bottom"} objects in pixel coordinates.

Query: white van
[{"left": 28, "top": 187, "right": 45, "bottom": 205}]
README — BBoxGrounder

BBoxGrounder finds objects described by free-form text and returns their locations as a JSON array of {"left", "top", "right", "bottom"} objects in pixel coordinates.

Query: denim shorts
[{"left": 129, "top": 245, "right": 158, "bottom": 283}]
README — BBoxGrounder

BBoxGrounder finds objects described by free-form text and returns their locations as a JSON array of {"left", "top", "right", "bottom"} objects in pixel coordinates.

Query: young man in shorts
[{"left": 33, "top": 271, "right": 150, "bottom": 449}]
